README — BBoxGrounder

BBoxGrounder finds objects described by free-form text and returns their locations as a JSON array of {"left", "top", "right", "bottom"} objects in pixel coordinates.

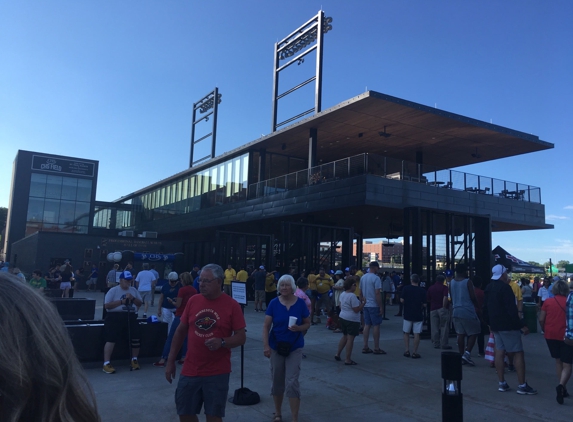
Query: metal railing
[{"left": 248, "top": 153, "right": 542, "bottom": 203}]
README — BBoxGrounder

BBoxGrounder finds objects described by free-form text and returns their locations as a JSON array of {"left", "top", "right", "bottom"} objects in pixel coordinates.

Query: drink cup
[{"left": 288, "top": 316, "right": 298, "bottom": 327}]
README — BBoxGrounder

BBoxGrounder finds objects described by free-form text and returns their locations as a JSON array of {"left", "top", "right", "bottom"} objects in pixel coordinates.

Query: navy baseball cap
[{"left": 445, "top": 270, "right": 453, "bottom": 277}]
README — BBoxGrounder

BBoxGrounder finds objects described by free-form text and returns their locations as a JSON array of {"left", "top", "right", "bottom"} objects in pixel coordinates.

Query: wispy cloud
[
  {"left": 546, "top": 215, "right": 570, "bottom": 221},
  {"left": 564, "top": 205, "right": 573, "bottom": 210},
  {"left": 505, "top": 239, "right": 573, "bottom": 262}
]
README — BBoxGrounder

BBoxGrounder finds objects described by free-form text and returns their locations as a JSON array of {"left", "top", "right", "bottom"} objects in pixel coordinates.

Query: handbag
[{"left": 231, "top": 387, "right": 260, "bottom": 405}]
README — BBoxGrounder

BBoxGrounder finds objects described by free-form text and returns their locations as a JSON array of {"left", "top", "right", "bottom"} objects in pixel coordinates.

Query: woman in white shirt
[{"left": 334, "top": 276, "right": 365, "bottom": 365}]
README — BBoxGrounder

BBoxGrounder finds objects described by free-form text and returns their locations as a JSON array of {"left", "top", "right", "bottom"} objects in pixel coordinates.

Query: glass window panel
[
  {"left": 75, "top": 202, "right": 90, "bottom": 226},
  {"left": 211, "top": 167, "right": 217, "bottom": 192},
  {"left": 30, "top": 173, "right": 47, "bottom": 197},
  {"left": 182, "top": 179, "right": 188, "bottom": 200},
  {"left": 76, "top": 178, "right": 92, "bottom": 202},
  {"left": 58, "top": 224, "right": 74, "bottom": 233},
  {"left": 202, "top": 171, "right": 209, "bottom": 193},
  {"left": 45, "top": 175, "right": 62, "bottom": 199},
  {"left": 233, "top": 157, "right": 241, "bottom": 194},
  {"left": 42, "top": 222, "right": 58, "bottom": 232},
  {"left": 177, "top": 181, "right": 183, "bottom": 202},
  {"left": 242, "top": 154, "right": 249, "bottom": 187},
  {"left": 171, "top": 183, "right": 176, "bottom": 203},
  {"left": 59, "top": 200, "right": 76, "bottom": 225},
  {"left": 226, "top": 161, "right": 233, "bottom": 197},
  {"left": 27, "top": 197, "right": 44, "bottom": 222},
  {"left": 61, "top": 177, "right": 78, "bottom": 200},
  {"left": 75, "top": 225, "right": 88, "bottom": 234},
  {"left": 43, "top": 199, "right": 60, "bottom": 223},
  {"left": 190, "top": 176, "right": 196, "bottom": 197},
  {"left": 166, "top": 185, "right": 171, "bottom": 205},
  {"left": 26, "top": 222, "right": 42, "bottom": 237}
]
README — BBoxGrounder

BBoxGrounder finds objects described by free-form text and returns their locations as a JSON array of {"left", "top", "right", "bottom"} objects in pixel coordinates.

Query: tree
[
  {"left": 528, "top": 261, "right": 542, "bottom": 267},
  {"left": 0, "top": 207, "right": 7, "bottom": 232},
  {"left": 557, "top": 260, "right": 570, "bottom": 268}
]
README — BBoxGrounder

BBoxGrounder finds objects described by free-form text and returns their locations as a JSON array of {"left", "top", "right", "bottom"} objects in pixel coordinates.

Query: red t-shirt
[
  {"left": 175, "top": 285, "right": 198, "bottom": 318},
  {"left": 181, "top": 293, "right": 246, "bottom": 377},
  {"left": 542, "top": 296, "right": 567, "bottom": 340}
]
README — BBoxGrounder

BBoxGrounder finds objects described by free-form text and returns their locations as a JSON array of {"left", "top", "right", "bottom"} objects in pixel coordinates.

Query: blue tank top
[{"left": 450, "top": 278, "right": 478, "bottom": 320}]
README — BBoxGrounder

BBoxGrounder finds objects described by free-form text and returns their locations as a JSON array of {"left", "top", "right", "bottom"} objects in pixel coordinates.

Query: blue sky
[{"left": 1, "top": 0, "right": 572, "bottom": 264}]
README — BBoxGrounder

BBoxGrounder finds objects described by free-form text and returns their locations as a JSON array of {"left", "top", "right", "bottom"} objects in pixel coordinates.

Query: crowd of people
[{"left": 3, "top": 258, "right": 573, "bottom": 421}]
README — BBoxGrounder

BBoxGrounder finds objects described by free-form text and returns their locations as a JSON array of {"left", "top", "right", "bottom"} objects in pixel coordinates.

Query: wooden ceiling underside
[{"left": 250, "top": 91, "right": 552, "bottom": 170}]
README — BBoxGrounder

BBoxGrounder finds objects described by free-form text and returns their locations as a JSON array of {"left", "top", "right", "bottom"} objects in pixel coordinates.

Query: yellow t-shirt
[
  {"left": 236, "top": 270, "right": 248, "bottom": 282},
  {"left": 224, "top": 269, "right": 236, "bottom": 285},
  {"left": 354, "top": 277, "right": 362, "bottom": 298},
  {"left": 356, "top": 270, "right": 364, "bottom": 278},
  {"left": 510, "top": 281, "right": 523, "bottom": 301},
  {"left": 308, "top": 274, "right": 317, "bottom": 291},
  {"left": 265, "top": 274, "right": 277, "bottom": 292},
  {"left": 315, "top": 275, "right": 334, "bottom": 294}
]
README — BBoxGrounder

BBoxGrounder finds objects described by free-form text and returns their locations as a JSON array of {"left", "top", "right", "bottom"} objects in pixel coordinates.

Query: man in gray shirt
[
  {"left": 361, "top": 261, "right": 386, "bottom": 354},
  {"left": 102, "top": 271, "right": 143, "bottom": 374},
  {"left": 450, "top": 263, "right": 480, "bottom": 366}
]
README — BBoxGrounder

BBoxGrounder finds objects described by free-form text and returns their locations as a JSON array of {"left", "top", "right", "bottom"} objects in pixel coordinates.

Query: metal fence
[{"left": 247, "top": 153, "right": 542, "bottom": 203}]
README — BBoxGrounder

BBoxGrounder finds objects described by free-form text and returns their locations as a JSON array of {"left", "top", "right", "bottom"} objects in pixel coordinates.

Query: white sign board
[{"left": 231, "top": 282, "right": 247, "bottom": 305}]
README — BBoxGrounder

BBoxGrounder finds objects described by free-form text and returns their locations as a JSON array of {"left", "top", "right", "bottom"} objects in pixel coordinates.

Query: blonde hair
[
  {"left": 180, "top": 271, "right": 192, "bottom": 286},
  {"left": 0, "top": 272, "right": 100, "bottom": 422}
]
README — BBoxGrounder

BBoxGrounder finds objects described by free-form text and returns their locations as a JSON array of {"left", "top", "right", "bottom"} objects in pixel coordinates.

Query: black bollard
[{"left": 441, "top": 351, "right": 463, "bottom": 422}]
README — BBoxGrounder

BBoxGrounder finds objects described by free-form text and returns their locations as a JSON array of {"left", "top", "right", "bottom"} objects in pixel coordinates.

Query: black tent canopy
[{"left": 492, "top": 245, "right": 545, "bottom": 274}]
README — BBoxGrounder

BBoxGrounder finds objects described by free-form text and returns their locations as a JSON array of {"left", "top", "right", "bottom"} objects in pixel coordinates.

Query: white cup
[{"left": 288, "top": 316, "right": 298, "bottom": 327}]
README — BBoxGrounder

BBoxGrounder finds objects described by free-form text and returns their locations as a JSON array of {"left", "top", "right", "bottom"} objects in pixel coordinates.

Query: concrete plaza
[{"left": 79, "top": 292, "right": 569, "bottom": 421}]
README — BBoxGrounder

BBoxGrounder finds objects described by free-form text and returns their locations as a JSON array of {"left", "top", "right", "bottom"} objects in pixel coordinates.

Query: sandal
[
  {"left": 411, "top": 353, "right": 421, "bottom": 359},
  {"left": 273, "top": 415, "right": 282, "bottom": 422},
  {"left": 403, "top": 351, "right": 411, "bottom": 358},
  {"left": 362, "top": 348, "right": 373, "bottom": 354},
  {"left": 334, "top": 355, "right": 341, "bottom": 361},
  {"left": 373, "top": 349, "right": 387, "bottom": 355},
  {"left": 344, "top": 360, "right": 358, "bottom": 365}
]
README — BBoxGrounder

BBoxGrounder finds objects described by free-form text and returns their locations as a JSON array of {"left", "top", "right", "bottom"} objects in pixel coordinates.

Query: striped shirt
[{"left": 566, "top": 292, "right": 573, "bottom": 340}]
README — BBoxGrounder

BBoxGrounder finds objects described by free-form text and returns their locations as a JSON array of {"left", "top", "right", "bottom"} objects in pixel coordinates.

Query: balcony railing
[{"left": 248, "top": 153, "right": 541, "bottom": 203}]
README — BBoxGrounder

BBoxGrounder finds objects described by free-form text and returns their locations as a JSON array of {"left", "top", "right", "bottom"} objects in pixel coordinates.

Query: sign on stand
[{"left": 231, "top": 282, "right": 247, "bottom": 305}]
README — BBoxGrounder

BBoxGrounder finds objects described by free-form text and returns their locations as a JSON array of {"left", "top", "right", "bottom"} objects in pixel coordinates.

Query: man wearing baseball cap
[
  {"left": 102, "top": 270, "right": 143, "bottom": 374},
  {"left": 484, "top": 264, "right": 537, "bottom": 394}
]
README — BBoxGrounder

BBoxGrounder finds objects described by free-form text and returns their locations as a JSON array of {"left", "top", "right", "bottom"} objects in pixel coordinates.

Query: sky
[{"left": 1, "top": 0, "right": 572, "bottom": 264}]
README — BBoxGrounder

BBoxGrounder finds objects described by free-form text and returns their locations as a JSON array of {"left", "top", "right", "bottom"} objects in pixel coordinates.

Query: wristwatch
[{"left": 221, "top": 338, "right": 226, "bottom": 348}]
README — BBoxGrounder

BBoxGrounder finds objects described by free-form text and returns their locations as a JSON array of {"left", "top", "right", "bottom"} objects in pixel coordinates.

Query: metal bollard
[{"left": 441, "top": 351, "right": 463, "bottom": 422}]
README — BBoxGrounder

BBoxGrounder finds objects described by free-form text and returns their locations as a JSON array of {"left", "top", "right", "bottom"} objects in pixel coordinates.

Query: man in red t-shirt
[
  {"left": 427, "top": 274, "right": 451, "bottom": 350},
  {"left": 165, "top": 264, "right": 246, "bottom": 422}
]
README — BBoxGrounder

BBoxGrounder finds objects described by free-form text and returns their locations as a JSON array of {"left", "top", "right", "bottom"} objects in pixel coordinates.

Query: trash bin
[{"left": 523, "top": 302, "right": 537, "bottom": 333}]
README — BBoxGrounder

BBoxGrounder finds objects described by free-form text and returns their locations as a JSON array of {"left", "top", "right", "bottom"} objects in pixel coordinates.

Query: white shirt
[
  {"left": 339, "top": 292, "right": 361, "bottom": 322},
  {"left": 136, "top": 270, "right": 156, "bottom": 291}
]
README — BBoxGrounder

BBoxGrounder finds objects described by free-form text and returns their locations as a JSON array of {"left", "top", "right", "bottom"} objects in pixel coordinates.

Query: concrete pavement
[{"left": 76, "top": 291, "right": 569, "bottom": 421}]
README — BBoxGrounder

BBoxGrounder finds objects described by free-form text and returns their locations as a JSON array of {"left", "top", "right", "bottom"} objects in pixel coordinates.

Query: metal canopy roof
[
  {"left": 118, "top": 90, "right": 553, "bottom": 201},
  {"left": 242, "top": 90, "right": 553, "bottom": 169}
]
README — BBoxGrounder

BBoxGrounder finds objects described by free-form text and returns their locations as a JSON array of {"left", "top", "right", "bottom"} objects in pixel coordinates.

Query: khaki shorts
[{"left": 255, "top": 290, "right": 265, "bottom": 302}]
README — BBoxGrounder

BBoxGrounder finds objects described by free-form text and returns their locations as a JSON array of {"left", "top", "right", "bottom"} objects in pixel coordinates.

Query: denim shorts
[{"left": 363, "top": 307, "right": 383, "bottom": 326}]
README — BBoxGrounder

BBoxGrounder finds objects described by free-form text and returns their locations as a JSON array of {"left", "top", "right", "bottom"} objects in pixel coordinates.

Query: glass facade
[
  {"left": 26, "top": 173, "right": 92, "bottom": 236},
  {"left": 120, "top": 153, "right": 249, "bottom": 227}
]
